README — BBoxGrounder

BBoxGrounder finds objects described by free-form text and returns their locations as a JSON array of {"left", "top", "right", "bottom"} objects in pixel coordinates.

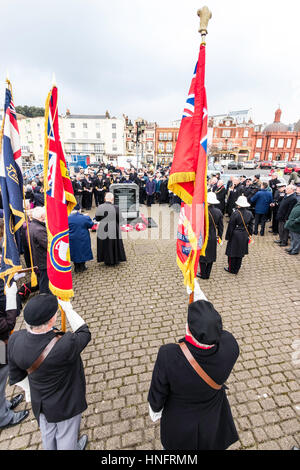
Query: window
[
  {"left": 71, "top": 132, "right": 76, "bottom": 139},
  {"left": 255, "top": 152, "right": 261, "bottom": 159},
  {"left": 166, "top": 143, "right": 172, "bottom": 153},
  {"left": 112, "top": 123, "right": 116, "bottom": 129},
  {"left": 71, "top": 143, "right": 76, "bottom": 152},
  {"left": 285, "top": 153, "right": 289, "bottom": 159},
  {"left": 37, "top": 123, "right": 40, "bottom": 128},
  {"left": 268, "top": 153, "right": 273, "bottom": 161},
  {"left": 242, "top": 140, "right": 247, "bottom": 147},
  {"left": 294, "top": 154, "right": 300, "bottom": 161},
  {"left": 158, "top": 143, "right": 164, "bottom": 152},
  {"left": 112, "top": 146, "right": 117, "bottom": 152},
  {"left": 297, "top": 140, "right": 300, "bottom": 148},
  {"left": 270, "top": 139, "right": 275, "bottom": 148},
  {"left": 83, "top": 132, "right": 88, "bottom": 139},
  {"left": 147, "top": 142, "right": 153, "bottom": 151},
  {"left": 163, "top": 133, "right": 168, "bottom": 140},
  {"left": 95, "top": 144, "right": 103, "bottom": 152},
  {"left": 146, "top": 133, "right": 153, "bottom": 140},
  {"left": 168, "top": 133, "right": 172, "bottom": 141},
  {"left": 112, "top": 133, "right": 117, "bottom": 139},
  {"left": 83, "top": 123, "right": 88, "bottom": 128},
  {"left": 287, "top": 139, "right": 292, "bottom": 148},
  {"left": 70, "top": 123, "right": 75, "bottom": 128},
  {"left": 243, "top": 129, "right": 249, "bottom": 138},
  {"left": 278, "top": 139, "right": 284, "bottom": 148},
  {"left": 222, "top": 130, "right": 231, "bottom": 138},
  {"left": 96, "top": 123, "right": 100, "bottom": 128},
  {"left": 82, "top": 143, "right": 88, "bottom": 151},
  {"left": 96, "top": 133, "right": 101, "bottom": 139},
  {"left": 159, "top": 133, "right": 164, "bottom": 140},
  {"left": 256, "top": 138, "right": 262, "bottom": 148}
]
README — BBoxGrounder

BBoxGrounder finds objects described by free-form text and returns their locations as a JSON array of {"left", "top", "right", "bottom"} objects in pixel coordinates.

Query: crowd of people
[{"left": 0, "top": 162, "right": 299, "bottom": 451}]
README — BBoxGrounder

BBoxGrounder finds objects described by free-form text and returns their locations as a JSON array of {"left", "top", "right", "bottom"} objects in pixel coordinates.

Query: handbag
[
  {"left": 26, "top": 333, "right": 63, "bottom": 375},
  {"left": 179, "top": 342, "right": 222, "bottom": 390}
]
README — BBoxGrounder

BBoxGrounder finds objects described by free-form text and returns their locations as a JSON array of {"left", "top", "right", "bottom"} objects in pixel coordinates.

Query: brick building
[
  {"left": 209, "top": 115, "right": 255, "bottom": 162},
  {"left": 251, "top": 109, "right": 300, "bottom": 162},
  {"left": 155, "top": 126, "right": 179, "bottom": 166}
]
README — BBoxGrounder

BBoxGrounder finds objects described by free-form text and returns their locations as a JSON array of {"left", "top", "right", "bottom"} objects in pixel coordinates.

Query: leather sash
[
  {"left": 27, "top": 335, "right": 62, "bottom": 375},
  {"left": 179, "top": 342, "right": 222, "bottom": 390}
]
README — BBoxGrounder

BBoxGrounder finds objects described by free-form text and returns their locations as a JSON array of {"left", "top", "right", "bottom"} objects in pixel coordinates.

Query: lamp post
[{"left": 127, "top": 119, "right": 145, "bottom": 170}]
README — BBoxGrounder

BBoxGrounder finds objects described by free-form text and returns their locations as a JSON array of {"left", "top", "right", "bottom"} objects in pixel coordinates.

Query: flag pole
[{"left": 188, "top": 6, "right": 212, "bottom": 305}]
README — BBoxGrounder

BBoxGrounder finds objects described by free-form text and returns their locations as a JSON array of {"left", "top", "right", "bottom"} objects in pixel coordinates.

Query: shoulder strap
[
  {"left": 27, "top": 334, "right": 62, "bottom": 375},
  {"left": 237, "top": 210, "right": 251, "bottom": 239},
  {"left": 179, "top": 342, "right": 222, "bottom": 390}
]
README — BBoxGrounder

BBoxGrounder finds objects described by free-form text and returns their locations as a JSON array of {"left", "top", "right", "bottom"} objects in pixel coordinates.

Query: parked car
[
  {"left": 284, "top": 162, "right": 300, "bottom": 174},
  {"left": 259, "top": 161, "right": 274, "bottom": 169},
  {"left": 207, "top": 163, "right": 224, "bottom": 174},
  {"left": 275, "top": 160, "right": 287, "bottom": 169},
  {"left": 243, "top": 160, "right": 258, "bottom": 169},
  {"left": 227, "top": 161, "right": 243, "bottom": 170}
]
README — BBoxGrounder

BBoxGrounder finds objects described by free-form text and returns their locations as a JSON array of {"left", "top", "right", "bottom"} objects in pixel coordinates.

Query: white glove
[
  {"left": 57, "top": 300, "right": 85, "bottom": 332},
  {"left": 186, "top": 279, "right": 208, "bottom": 302},
  {"left": 5, "top": 282, "right": 18, "bottom": 310},
  {"left": 15, "top": 376, "right": 31, "bottom": 402},
  {"left": 13, "top": 273, "right": 25, "bottom": 281},
  {"left": 148, "top": 404, "right": 163, "bottom": 422}
]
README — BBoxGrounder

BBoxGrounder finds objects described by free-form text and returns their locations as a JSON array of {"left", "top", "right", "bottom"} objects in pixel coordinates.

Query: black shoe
[
  {"left": 224, "top": 267, "right": 231, "bottom": 273},
  {"left": 279, "top": 243, "right": 288, "bottom": 247},
  {"left": 9, "top": 393, "right": 24, "bottom": 410},
  {"left": 0, "top": 410, "right": 29, "bottom": 429},
  {"left": 274, "top": 240, "right": 282, "bottom": 244},
  {"left": 285, "top": 248, "right": 292, "bottom": 253},
  {"left": 288, "top": 252, "right": 298, "bottom": 255},
  {"left": 77, "top": 434, "right": 88, "bottom": 450}
]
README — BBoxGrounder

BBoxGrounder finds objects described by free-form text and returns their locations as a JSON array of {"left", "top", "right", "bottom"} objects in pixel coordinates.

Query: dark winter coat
[
  {"left": 148, "top": 334, "right": 240, "bottom": 450},
  {"left": 276, "top": 194, "right": 297, "bottom": 222},
  {"left": 68, "top": 212, "right": 94, "bottom": 264},
  {"left": 95, "top": 202, "right": 126, "bottom": 266},
  {"left": 226, "top": 184, "right": 244, "bottom": 216},
  {"left": 285, "top": 202, "right": 300, "bottom": 234},
  {"left": 215, "top": 186, "right": 226, "bottom": 214},
  {"left": 29, "top": 219, "right": 48, "bottom": 270},
  {"left": 225, "top": 208, "right": 254, "bottom": 258},
  {"left": 200, "top": 206, "right": 223, "bottom": 264},
  {"left": 8, "top": 324, "right": 91, "bottom": 424},
  {"left": 250, "top": 189, "right": 273, "bottom": 214}
]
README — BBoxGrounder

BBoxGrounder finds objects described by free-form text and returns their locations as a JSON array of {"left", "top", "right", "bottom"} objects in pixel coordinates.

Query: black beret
[
  {"left": 188, "top": 300, "right": 223, "bottom": 345},
  {"left": 24, "top": 294, "right": 58, "bottom": 326}
]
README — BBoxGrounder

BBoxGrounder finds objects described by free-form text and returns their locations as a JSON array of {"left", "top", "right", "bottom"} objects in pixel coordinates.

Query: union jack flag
[
  {"left": 0, "top": 84, "right": 24, "bottom": 284},
  {"left": 44, "top": 86, "right": 76, "bottom": 300}
]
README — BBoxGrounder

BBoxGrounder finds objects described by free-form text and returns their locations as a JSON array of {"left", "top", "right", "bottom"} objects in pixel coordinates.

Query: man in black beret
[
  {"left": 7, "top": 294, "right": 91, "bottom": 450},
  {"left": 148, "top": 282, "right": 239, "bottom": 450}
]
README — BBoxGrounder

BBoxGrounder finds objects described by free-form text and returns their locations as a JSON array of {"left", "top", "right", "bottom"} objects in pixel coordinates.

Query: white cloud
[{"left": 1, "top": 0, "right": 299, "bottom": 125}]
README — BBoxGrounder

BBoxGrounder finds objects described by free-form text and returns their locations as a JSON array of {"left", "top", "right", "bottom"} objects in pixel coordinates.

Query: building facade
[
  {"left": 155, "top": 125, "right": 179, "bottom": 166},
  {"left": 125, "top": 118, "right": 156, "bottom": 166},
  {"left": 209, "top": 115, "right": 255, "bottom": 162},
  {"left": 251, "top": 109, "right": 300, "bottom": 162}
]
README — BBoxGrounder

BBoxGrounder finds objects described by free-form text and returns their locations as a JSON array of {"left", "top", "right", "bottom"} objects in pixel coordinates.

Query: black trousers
[
  {"left": 74, "top": 262, "right": 86, "bottom": 273},
  {"left": 254, "top": 213, "right": 267, "bottom": 235},
  {"left": 146, "top": 194, "right": 154, "bottom": 206},
  {"left": 278, "top": 221, "right": 289, "bottom": 245},
  {"left": 228, "top": 257, "right": 242, "bottom": 274},
  {"left": 271, "top": 207, "right": 279, "bottom": 234},
  {"left": 199, "top": 262, "right": 213, "bottom": 279},
  {"left": 38, "top": 269, "right": 50, "bottom": 294}
]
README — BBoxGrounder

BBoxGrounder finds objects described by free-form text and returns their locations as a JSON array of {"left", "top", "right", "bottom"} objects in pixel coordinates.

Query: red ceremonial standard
[
  {"left": 168, "top": 44, "right": 209, "bottom": 290},
  {"left": 44, "top": 86, "right": 76, "bottom": 300}
]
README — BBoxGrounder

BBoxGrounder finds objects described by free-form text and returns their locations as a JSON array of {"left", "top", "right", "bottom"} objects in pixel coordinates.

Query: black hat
[
  {"left": 254, "top": 174, "right": 260, "bottom": 179},
  {"left": 24, "top": 294, "right": 58, "bottom": 326},
  {"left": 187, "top": 300, "right": 223, "bottom": 345}
]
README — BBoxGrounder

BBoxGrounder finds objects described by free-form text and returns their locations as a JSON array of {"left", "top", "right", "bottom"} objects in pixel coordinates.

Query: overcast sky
[{"left": 1, "top": 0, "right": 299, "bottom": 126}]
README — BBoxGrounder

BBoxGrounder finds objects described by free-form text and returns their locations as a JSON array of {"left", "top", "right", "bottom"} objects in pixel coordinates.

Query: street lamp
[{"left": 128, "top": 119, "right": 145, "bottom": 169}]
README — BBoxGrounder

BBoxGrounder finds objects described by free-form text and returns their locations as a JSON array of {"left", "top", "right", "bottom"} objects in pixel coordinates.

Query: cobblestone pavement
[{"left": 1, "top": 204, "right": 299, "bottom": 451}]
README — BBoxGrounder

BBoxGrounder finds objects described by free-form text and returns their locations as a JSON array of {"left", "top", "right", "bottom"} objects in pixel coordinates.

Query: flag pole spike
[
  {"left": 197, "top": 6, "right": 212, "bottom": 44},
  {"left": 52, "top": 73, "right": 57, "bottom": 87}
]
